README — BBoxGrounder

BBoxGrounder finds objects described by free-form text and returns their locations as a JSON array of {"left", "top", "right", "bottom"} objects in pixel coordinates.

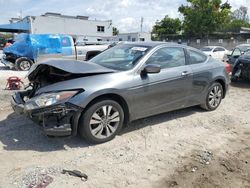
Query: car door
[
  {"left": 130, "top": 47, "right": 193, "bottom": 119},
  {"left": 228, "top": 48, "right": 241, "bottom": 65}
]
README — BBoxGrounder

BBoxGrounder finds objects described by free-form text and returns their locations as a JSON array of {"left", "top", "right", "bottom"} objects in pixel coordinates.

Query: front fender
[{"left": 68, "top": 88, "right": 130, "bottom": 109}]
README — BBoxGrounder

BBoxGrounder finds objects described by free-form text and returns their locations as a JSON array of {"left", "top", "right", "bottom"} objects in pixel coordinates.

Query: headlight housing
[{"left": 25, "top": 90, "right": 78, "bottom": 110}]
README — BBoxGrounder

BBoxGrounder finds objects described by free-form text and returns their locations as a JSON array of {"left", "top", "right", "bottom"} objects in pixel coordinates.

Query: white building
[
  {"left": 103, "top": 32, "right": 151, "bottom": 42},
  {"left": 0, "top": 12, "right": 113, "bottom": 42}
]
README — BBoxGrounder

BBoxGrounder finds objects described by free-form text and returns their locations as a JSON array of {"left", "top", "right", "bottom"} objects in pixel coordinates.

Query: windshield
[
  {"left": 90, "top": 44, "right": 151, "bottom": 70},
  {"left": 201, "top": 47, "right": 213, "bottom": 52},
  {"left": 238, "top": 46, "right": 250, "bottom": 52}
]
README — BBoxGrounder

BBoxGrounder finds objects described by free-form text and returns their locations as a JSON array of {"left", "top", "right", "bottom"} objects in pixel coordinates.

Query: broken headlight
[{"left": 25, "top": 91, "right": 78, "bottom": 110}]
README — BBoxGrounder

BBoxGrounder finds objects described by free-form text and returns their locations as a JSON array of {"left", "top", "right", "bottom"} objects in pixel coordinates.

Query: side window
[
  {"left": 188, "top": 50, "right": 207, "bottom": 64},
  {"left": 61, "top": 37, "right": 71, "bottom": 47},
  {"left": 97, "top": 26, "right": 105, "bottom": 32},
  {"left": 145, "top": 47, "right": 185, "bottom": 69},
  {"left": 232, "top": 48, "right": 241, "bottom": 57},
  {"left": 214, "top": 47, "right": 225, "bottom": 52}
]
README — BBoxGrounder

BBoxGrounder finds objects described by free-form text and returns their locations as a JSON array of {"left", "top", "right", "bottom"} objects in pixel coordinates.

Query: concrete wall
[
  {"left": 30, "top": 16, "right": 112, "bottom": 40},
  {"left": 163, "top": 34, "right": 250, "bottom": 50},
  {"left": 186, "top": 38, "right": 250, "bottom": 50},
  {"left": 103, "top": 32, "right": 151, "bottom": 42}
]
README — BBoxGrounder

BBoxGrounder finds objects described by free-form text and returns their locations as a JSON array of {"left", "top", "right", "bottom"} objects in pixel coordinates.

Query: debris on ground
[
  {"left": 191, "top": 166, "right": 198, "bottom": 172},
  {"left": 5, "top": 76, "right": 24, "bottom": 90},
  {"left": 17, "top": 166, "right": 62, "bottom": 188},
  {"left": 194, "top": 150, "right": 213, "bottom": 165},
  {"left": 168, "top": 180, "right": 178, "bottom": 187},
  {"left": 27, "top": 175, "right": 53, "bottom": 188},
  {"left": 62, "top": 169, "right": 88, "bottom": 182},
  {"left": 220, "top": 160, "right": 235, "bottom": 172}
]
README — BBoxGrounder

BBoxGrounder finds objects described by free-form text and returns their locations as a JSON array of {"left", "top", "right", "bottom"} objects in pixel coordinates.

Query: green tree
[
  {"left": 178, "top": 0, "right": 231, "bottom": 37},
  {"left": 222, "top": 6, "right": 250, "bottom": 33},
  {"left": 152, "top": 16, "right": 182, "bottom": 40},
  {"left": 231, "top": 6, "right": 249, "bottom": 22},
  {"left": 112, "top": 27, "right": 119, "bottom": 36}
]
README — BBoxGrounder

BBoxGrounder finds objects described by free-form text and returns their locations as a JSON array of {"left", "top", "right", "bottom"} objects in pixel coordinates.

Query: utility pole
[
  {"left": 140, "top": 17, "right": 143, "bottom": 32},
  {"left": 19, "top": 9, "right": 23, "bottom": 19}
]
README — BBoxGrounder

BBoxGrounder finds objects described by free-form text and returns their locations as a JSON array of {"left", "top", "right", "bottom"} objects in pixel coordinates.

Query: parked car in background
[
  {"left": 11, "top": 42, "right": 230, "bottom": 143},
  {"left": 227, "top": 44, "right": 250, "bottom": 65},
  {"left": 1, "top": 34, "right": 110, "bottom": 71},
  {"left": 201, "top": 46, "right": 228, "bottom": 61},
  {"left": 231, "top": 50, "right": 250, "bottom": 82}
]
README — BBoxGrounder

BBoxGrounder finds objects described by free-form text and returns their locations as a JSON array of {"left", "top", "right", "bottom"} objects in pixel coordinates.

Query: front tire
[
  {"left": 16, "top": 57, "right": 33, "bottom": 71},
  {"left": 200, "top": 82, "right": 223, "bottom": 111},
  {"left": 78, "top": 100, "right": 124, "bottom": 144}
]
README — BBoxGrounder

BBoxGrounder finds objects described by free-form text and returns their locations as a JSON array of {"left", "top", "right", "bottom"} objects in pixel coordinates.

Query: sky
[{"left": 0, "top": 0, "right": 249, "bottom": 33}]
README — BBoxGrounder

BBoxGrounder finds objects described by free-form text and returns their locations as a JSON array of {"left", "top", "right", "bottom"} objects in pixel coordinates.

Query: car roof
[
  {"left": 202, "top": 46, "right": 225, "bottom": 48},
  {"left": 122, "top": 41, "right": 189, "bottom": 48},
  {"left": 237, "top": 44, "right": 250, "bottom": 47}
]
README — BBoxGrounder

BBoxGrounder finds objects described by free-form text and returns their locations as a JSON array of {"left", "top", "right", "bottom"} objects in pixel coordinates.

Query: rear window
[
  {"left": 201, "top": 47, "right": 213, "bottom": 52},
  {"left": 188, "top": 49, "right": 207, "bottom": 64}
]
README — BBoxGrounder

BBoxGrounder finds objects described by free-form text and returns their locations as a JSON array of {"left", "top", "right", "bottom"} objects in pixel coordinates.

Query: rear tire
[
  {"left": 16, "top": 57, "right": 33, "bottom": 71},
  {"left": 200, "top": 82, "right": 223, "bottom": 111},
  {"left": 78, "top": 100, "right": 124, "bottom": 144}
]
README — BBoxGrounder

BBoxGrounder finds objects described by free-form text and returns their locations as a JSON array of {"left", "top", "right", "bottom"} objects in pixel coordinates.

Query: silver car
[{"left": 11, "top": 42, "right": 230, "bottom": 143}]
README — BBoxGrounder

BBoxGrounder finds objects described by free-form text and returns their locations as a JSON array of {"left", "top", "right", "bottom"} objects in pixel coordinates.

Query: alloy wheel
[
  {"left": 208, "top": 85, "right": 222, "bottom": 108},
  {"left": 89, "top": 105, "right": 120, "bottom": 139},
  {"left": 20, "top": 60, "right": 31, "bottom": 71}
]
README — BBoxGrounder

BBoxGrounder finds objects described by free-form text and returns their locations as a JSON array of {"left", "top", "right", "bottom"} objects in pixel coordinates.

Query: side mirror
[{"left": 142, "top": 64, "right": 161, "bottom": 74}]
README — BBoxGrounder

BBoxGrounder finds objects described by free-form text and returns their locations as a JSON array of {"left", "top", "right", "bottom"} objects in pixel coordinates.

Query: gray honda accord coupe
[{"left": 11, "top": 42, "right": 230, "bottom": 143}]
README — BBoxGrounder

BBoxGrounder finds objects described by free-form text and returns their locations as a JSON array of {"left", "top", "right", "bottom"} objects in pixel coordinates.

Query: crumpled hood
[{"left": 27, "top": 59, "right": 115, "bottom": 81}]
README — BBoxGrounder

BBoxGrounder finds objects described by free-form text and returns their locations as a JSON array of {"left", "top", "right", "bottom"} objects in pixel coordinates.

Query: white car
[
  {"left": 0, "top": 50, "right": 3, "bottom": 60},
  {"left": 201, "top": 46, "right": 228, "bottom": 61}
]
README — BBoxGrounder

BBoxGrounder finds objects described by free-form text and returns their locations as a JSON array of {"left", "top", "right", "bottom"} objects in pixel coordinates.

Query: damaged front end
[
  {"left": 11, "top": 89, "right": 83, "bottom": 136},
  {"left": 11, "top": 59, "right": 114, "bottom": 136}
]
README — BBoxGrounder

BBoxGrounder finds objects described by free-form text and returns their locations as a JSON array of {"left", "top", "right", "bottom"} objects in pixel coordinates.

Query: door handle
[{"left": 181, "top": 71, "right": 189, "bottom": 76}]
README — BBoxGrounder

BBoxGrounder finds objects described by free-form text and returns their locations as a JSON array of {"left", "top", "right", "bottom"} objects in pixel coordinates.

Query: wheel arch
[
  {"left": 212, "top": 77, "right": 226, "bottom": 98},
  {"left": 82, "top": 93, "right": 130, "bottom": 125}
]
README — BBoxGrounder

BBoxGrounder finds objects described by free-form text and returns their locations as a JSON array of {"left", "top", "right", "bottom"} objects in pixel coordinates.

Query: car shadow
[
  {"left": 0, "top": 106, "right": 204, "bottom": 152},
  {"left": 230, "top": 80, "right": 250, "bottom": 89},
  {"left": 0, "top": 112, "right": 90, "bottom": 152}
]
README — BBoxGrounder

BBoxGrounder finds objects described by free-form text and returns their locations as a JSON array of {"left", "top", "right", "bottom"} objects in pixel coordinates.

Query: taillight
[{"left": 225, "top": 63, "right": 231, "bottom": 74}]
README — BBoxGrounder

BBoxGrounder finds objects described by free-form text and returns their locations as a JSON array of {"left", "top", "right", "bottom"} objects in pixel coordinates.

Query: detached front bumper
[{"left": 11, "top": 92, "right": 82, "bottom": 137}]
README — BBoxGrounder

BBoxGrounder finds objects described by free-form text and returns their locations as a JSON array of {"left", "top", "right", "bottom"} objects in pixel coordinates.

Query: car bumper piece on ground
[{"left": 11, "top": 92, "right": 83, "bottom": 137}]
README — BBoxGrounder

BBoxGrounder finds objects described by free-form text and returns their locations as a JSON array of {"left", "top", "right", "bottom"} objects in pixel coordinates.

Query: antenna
[{"left": 140, "top": 17, "right": 143, "bottom": 32}]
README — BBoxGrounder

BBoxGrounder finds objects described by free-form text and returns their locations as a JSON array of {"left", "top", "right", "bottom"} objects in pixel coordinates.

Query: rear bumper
[{"left": 11, "top": 92, "right": 82, "bottom": 137}]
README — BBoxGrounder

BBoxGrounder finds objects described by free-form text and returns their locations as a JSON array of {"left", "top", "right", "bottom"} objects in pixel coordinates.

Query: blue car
[{"left": 1, "top": 34, "right": 75, "bottom": 71}]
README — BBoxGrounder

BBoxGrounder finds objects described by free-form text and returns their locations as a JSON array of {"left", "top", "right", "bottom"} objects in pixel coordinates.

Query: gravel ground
[{"left": 0, "top": 66, "right": 249, "bottom": 188}]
